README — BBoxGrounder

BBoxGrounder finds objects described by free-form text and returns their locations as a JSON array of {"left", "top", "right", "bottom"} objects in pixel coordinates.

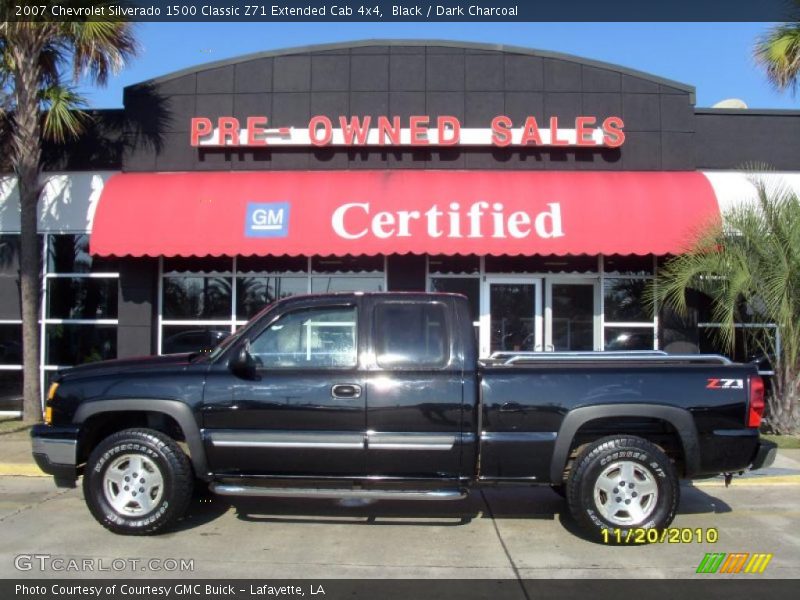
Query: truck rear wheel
[
  {"left": 83, "top": 428, "right": 193, "bottom": 535},
  {"left": 566, "top": 436, "right": 679, "bottom": 541}
]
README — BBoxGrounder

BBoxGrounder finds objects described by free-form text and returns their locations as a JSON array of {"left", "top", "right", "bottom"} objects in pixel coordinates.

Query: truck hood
[{"left": 57, "top": 353, "right": 201, "bottom": 381}]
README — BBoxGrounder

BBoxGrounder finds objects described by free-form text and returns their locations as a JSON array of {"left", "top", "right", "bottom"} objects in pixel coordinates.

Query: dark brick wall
[
  {"left": 122, "top": 43, "right": 698, "bottom": 173},
  {"left": 117, "top": 258, "right": 158, "bottom": 358},
  {"left": 695, "top": 110, "right": 800, "bottom": 171}
]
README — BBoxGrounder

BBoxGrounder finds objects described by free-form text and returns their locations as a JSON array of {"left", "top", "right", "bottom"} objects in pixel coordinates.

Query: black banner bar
[
  {"left": 3, "top": 580, "right": 799, "bottom": 600},
  {"left": 3, "top": 0, "right": 799, "bottom": 22}
]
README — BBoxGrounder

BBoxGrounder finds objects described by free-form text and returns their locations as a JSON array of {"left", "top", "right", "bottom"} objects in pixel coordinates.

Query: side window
[
  {"left": 375, "top": 302, "right": 448, "bottom": 368},
  {"left": 250, "top": 306, "right": 357, "bottom": 368}
]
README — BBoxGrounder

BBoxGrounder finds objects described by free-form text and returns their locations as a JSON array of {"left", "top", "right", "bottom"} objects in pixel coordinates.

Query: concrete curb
[
  {"left": 0, "top": 464, "right": 47, "bottom": 477},
  {"left": 691, "top": 474, "right": 800, "bottom": 487}
]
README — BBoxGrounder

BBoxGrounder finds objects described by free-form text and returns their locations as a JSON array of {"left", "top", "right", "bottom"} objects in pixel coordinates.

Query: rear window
[{"left": 374, "top": 302, "right": 448, "bottom": 368}]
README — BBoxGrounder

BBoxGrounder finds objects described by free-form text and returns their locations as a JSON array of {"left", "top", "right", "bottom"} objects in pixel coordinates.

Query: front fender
[{"left": 74, "top": 399, "right": 209, "bottom": 480}]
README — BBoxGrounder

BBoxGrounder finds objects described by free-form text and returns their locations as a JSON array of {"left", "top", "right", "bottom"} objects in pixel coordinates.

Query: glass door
[
  {"left": 545, "top": 279, "right": 601, "bottom": 351},
  {"left": 480, "top": 277, "right": 542, "bottom": 357}
]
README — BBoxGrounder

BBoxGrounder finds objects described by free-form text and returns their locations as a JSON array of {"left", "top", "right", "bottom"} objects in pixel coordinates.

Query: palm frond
[
  {"left": 40, "top": 84, "right": 88, "bottom": 143},
  {"left": 62, "top": 17, "right": 138, "bottom": 86},
  {"left": 754, "top": 20, "right": 800, "bottom": 92}
]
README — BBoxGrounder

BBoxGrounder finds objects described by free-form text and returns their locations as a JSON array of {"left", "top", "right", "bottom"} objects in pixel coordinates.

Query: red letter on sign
[
  {"left": 549, "top": 116, "right": 569, "bottom": 146},
  {"left": 339, "top": 116, "right": 372, "bottom": 145},
  {"left": 377, "top": 116, "right": 401, "bottom": 145},
  {"left": 309, "top": 115, "right": 333, "bottom": 146},
  {"left": 575, "top": 116, "right": 597, "bottom": 146},
  {"left": 437, "top": 116, "right": 461, "bottom": 145},
  {"left": 190, "top": 117, "right": 212, "bottom": 146},
  {"left": 218, "top": 117, "right": 240, "bottom": 146},
  {"left": 409, "top": 116, "right": 430, "bottom": 145},
  {"left": 602, "top": 117, "right": 626, "bottom": 147},
  {"left": 520, "top": 116, "right": 542, "bottom": 145},
  {"left": 491, "top": 116, "right": 512, "bottom": 147},
  {"left": 246, "top": 116, "right": 268, "bottom": 146}
]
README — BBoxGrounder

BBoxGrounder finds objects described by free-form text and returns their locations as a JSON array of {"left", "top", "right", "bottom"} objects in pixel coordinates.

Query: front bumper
[
  {"left": 750, "top": 439, "right": 778, "bottom": 471},
  {"left": 31, "top": 424, "right": 81, "bottom": 488}
]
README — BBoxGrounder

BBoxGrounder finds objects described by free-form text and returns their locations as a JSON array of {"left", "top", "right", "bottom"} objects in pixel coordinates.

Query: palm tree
[
  {"left": 754, "top": 1, "right": 800, "bottom": 93},
  {"left": 655, "top": 178, "right": 800, "bottom": 434},
  {"left": 0, "top": 9, "right": 136, "bottom": 423}
]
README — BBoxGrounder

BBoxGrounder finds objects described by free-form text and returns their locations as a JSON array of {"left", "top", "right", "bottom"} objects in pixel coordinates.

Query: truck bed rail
[{"left": 483, "top": 350, "right": 733, "bottom": 366}]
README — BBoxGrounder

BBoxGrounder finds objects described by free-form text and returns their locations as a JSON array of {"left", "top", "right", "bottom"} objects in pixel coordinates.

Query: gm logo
[{"left": 245, "top": 202, "right": 289, "bottom": 238}]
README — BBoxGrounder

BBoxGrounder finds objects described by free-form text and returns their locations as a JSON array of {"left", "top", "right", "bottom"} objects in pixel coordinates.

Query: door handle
[
  {"left": 331, "top": 384, "right": 362, "bottom": 399},
  {"left": 499, "top": 402, "right": 524, "bottom": 413}
]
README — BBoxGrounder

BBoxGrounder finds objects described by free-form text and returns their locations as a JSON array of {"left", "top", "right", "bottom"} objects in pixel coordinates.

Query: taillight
[{"left": 748, "top": 375, "right": 765, "bottom": 428}]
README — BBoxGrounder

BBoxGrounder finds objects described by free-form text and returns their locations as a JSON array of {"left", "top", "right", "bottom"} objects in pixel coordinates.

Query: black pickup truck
[{"left": 32, "top": 292, "right": 776, "bottom": 538}]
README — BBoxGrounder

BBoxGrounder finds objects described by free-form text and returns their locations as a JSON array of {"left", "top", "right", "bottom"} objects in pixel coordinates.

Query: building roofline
[
  {"left": 126, "top": 39, "right": 696, "bottom": 102},
  {"left": 695, "top": 107, "right": 800, "bottom": 116}
]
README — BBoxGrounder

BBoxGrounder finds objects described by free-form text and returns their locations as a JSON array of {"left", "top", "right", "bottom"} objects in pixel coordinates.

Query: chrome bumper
[
  {"left": 31, "top": 425, "right": 80, "bottom": 488},
  {"left": 32, "top": 436, "right": 77, "bottom": 466}
]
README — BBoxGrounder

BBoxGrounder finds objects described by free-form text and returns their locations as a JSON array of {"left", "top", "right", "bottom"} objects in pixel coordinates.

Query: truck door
[
  {"left": 364, "top": 297, "right": 466, "bottom": 479},
  {"left": 202, "top": 300, "right": 366, "bottom": 477}
]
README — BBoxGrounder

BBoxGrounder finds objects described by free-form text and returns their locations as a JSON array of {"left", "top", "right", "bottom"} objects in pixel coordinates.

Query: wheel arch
[
  {"left": 74, "top": 399, "right": 208, "bottom": 480},
  {"left": 549, "top": 404, "right": 700, "bottom": 483}
]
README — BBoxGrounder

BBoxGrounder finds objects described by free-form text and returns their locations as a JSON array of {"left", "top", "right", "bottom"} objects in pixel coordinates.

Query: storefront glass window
[
  {"left": 0, "top": 235, "right": 21, "bottom": 321},
  {"left": 0, "top": 324, "right": 22, "bottom": 365},
  {"left": 161, "top": 325, "right": 231, "bottom": 355},
  {"left": 0, "top": 371, "right": 22, "bottom": 412},
  {"left": 311, "top": 276, "right": 384, "bottom": 293},
  {"left": 236, "top": 276, "right": 308, "bottom": 320},
  {"left": 604, "top": 326, "right": 656, "bottom": 351},
  {"left": 603, "top": 278, "right": 654, "bottom": 322},
  {"left": 47, "top": 234, "right": 118, "bottom": 273},
  {"left": 1, "top": 236, "right": 22, "bottom": 411},
  {"left": 159, "top": 256, "right": 385, "bottom": 354},
  {"left": 45, "top": 323, "right": 117, "bottom": 365},
  {"left": 41, "top": 235, "right": 120, "bottom": 403},
  {"left": 163, "top": 276, "right": 233, "bottom": 319},
  {"left": 46, "top": 278, "right": 118, "bottom": 319},
  {"left": 0, "top": 235, "right": 20, "bottom": 276},
  {"left": 430, "top": 278, "right": 480, "bottom": 324}
]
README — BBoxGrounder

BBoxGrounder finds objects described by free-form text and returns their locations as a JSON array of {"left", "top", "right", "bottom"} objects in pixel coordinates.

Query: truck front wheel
[
  {"left": 83, "top": 428, "right": 193, "bottom": 535},
  {"left": 566, "top": 436, "right": 679, "bottom": 541}
]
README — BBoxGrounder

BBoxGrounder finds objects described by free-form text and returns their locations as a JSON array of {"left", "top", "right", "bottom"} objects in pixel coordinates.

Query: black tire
[
  {"left": 83, "top": 428, "right": 193, "bottom": 535},
  {"left": 566, "top": 436, "right": 679, "bottom": 541}
]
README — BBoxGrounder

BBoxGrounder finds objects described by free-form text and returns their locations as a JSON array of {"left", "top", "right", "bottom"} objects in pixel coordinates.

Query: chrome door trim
[
  {"left": 207, "top": 430, "right": 364, "bottom": 449},
  {"left": 366, "top": 431, "right": 475, "bottom": 451},
  {"left": 480, "top": 431, "right": 557, "bottom": 443}
]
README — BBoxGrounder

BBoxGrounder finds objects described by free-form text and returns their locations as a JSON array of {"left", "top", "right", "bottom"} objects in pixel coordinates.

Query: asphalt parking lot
[{"left": 1, "top": 453, "right": 799, "bottom": 580}]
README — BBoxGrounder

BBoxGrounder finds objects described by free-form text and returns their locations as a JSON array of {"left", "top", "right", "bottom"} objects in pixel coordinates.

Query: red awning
[{"left": 90, "top": 170, "right": 720, "bottom": 257}]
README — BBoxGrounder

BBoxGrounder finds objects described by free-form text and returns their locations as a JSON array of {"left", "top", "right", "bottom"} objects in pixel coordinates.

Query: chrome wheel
[
  {"left": 593, "top": 460, "right": 659, "bottom": 526},
  {"left": 103, "top": 454, "right": 164, "bottom": 516}
]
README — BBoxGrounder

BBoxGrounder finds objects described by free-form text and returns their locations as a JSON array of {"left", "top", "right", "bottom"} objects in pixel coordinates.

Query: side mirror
[{"left": 230, "top": 339, "right": 256, "bottom": 377}]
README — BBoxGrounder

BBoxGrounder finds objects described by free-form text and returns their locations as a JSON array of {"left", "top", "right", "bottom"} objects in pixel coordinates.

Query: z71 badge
[{"left": 706, "top": 378, "right": 744, "bottom": 389}]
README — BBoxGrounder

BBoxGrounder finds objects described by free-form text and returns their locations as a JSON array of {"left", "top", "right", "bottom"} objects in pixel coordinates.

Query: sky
[{"left": 76, "top": 22, "right": 798, "bottom": 110}]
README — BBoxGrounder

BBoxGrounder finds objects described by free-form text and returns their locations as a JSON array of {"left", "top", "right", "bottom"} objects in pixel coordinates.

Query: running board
[{"left": 210, "top": 484, "right": 467, "bottom": 501}]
